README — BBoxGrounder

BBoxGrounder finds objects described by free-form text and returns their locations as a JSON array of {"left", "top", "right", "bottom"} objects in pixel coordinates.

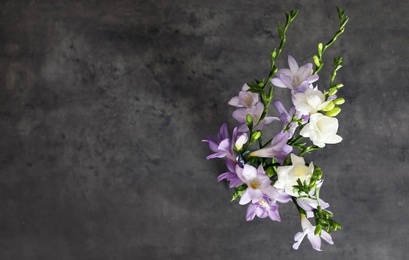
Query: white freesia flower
[
  {"left": 293, "top": 88, "right": 331, "bottom": 115},
  {"left": 300, "top": 113, "right": 342, "bottom": 148},
  {"left": 274, "top": 154, "right": 314, "bottom": 197},
  {"left": 293, "top": 214, "right": 334, "bottom": 251}
]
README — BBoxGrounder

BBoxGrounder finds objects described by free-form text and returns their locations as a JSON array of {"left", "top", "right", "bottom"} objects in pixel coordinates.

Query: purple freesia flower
[
  {"left": 202, "top": 123, "right": 236, "bottom": 161},
  {"left": 217, "top": 159, "right": 244, "bottom": 188},
  {"left": 228, "top": 84, "right": 259, "bottom": 109},
  {"left": 236, "top": 164, "right": 280, "bottom": 205},
  {"left": 273, "top": 99, "right": 310, "bottom": 138},
  {"left": 271, "top": 55, "right": 319, "bottom": 94},
  {"left": 293, "top": 215, "right": 334, "bottom": 251},
  {"left": 246, "top": 195, "right": 281, "bottom": 222},
  {"left": 232, "top": 102, "right": 278, "bottom": 132},
  {"left": 248, "top": 131, "right": 293, "bottom": 165}
]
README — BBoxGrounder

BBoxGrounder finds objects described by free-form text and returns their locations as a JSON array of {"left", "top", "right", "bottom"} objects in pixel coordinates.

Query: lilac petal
[
  {"left": 268, "top": 206, "right": 281, "bottom": 221},
  {"left": 262, "top": 116, "right": 279, "bottom": 124},
  {"left": 296, "top": 198, "right": 315, "bottom": 212},
  {"left": 206, "top": 151, "right": 227, "bottom": 160},
  {"left": 271, "top": 78, "right": 288, "bottom": 88},
  {"left": 248, "top": 189, "right": 263, "bottom": 203},
  {"left": 239, "top": 190, "right": 252, "bottom": 205},
  {"left": 307, "top": 233, "right": 322, "bottom": 251},
  {"left": 288, "top": 55, "right": 299, "bottom": 74},
  {"left": 242, "top": 164, "right": 257, "bottom": 180},
  {"left": 218, "top": 123, "right": 229, "bottom": 141},
  {"left": 229, "top": 178, "right": 244, "bottom": 188},
  {"left": 256, "top": 207, "right": 268, "bottom": 218},
  {"left": 202, "top": 136, "right": 219, "bottom": 152},
  {"left": 232, "top": 108, "right": 247, "bottom": 123},
  {"left": 308, "top": 74, "right": 319, "bottom": 84},
  {"left": 218, "top": 139, "right": 231, "bottom": 154},
  {"left": 271, "top": 131, "right": 290, "bottom": 148},
  {"left": 226, "top": 159, "right": 236, "bottom": 172},
  {"left": 263, "top": 186, "right": 280, "bottom": 200},
  {"left": 320, "top": 230, "right": 334, "bottom": 245},
  {"left": 279, "top": 74, "right": 293, "bottom": 89},
  {"left": 217, "top": 172, "right": 229, "bottom": 182},
  {"left": 277, "top": 68, "right": 293, "bottom": 77},
  {"left": 276, "top": 192, "right": 292, "bottom": 203},
  {"left": 237, "top": 123, "right": 249, "bottom": 133},
  {"left": 293, "top": 81, "right": 309, "bottom": 94},
  {"left": 249, "top": 147, "right": 273, "bottom": 158},
  {"left": 297, "top": 63, "right": 313, "bottom": 81},
  {"left": 228, "top": 96, "right": 242, "bottom": 107},
  {"left": 293, "top": 231, "right": 306, "bottom": 250},
  {"left": 246, "top": 204, "right": 257, "bottom": 221}
]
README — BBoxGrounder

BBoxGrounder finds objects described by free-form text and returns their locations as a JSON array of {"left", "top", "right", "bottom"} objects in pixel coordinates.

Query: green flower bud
[
  {"left": 325, "top": 107, "right": 341, "bottom": 117},
  {"left": 246, "top": 114, "right": 253, "bottom": 130},
  {"left": 250, "top": 131, "right": 261, "bottom": 143},
  {"left": 333, "top": 97, "right": 345, "bottom": 105},
  {"left": 322, "top": 101, "right": 335, "bottom": 112},
  {"left": 328, "top": 88, "right": 338, "bottom": 96}
]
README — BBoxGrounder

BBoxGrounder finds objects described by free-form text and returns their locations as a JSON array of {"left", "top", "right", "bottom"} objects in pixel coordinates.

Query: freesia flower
[
  {"left": 293, "top": 88, "right": 331, "bottom": 115},
  {"left": 232, "top": 102, "right": 278, "bottom": 132},
  {"left": 202, "top": 123, "right": 235, "bottom": 161},
  {"left": 274, "top": 154, "right": 314, "bottom": 197},
  {"left": 249, "top": 131, "right": 293, "bottom": 165},
  {"left": 236, "top": 164, "right": 280, "bottom": 205},
  {"left": 246, "top": 195, "right": 281, "bottom": 222},
  {"left": 228, "top": 84, "right": 259, "bottom": 109},
  {"left": 296, "top": 180, "right": 330, "bottom": 215},
  {"left": 300, "top": 113, "right": 342, "bottom": 148},
  {"left": 271, "top": 55, "right": 319, "bottom": 94},
  {"left": 293, "top": 214, "right": 334, "bottom": 251},
  {"left": 217, "top": 159, "right": 244, "bottom": 188}
]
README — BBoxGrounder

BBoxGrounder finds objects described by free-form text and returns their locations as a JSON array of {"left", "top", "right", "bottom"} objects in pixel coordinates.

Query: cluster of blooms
[{"left": 203, "top": 9, "right": 349, "bottom": 251}]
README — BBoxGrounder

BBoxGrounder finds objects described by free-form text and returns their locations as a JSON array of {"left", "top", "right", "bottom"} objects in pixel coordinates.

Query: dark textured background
[{"left": 1, "top": 0, "right": 408, "bottom": 259}]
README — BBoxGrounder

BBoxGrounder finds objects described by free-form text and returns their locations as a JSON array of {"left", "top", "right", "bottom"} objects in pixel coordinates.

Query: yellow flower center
[{"left": 249, "top": 180, "right": 260, "bottom": 189}]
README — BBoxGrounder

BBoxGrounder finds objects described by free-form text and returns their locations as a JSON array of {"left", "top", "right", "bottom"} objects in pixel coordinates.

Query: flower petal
[{"left": 288, "top": 55, "right": 299, "bottom": 74}]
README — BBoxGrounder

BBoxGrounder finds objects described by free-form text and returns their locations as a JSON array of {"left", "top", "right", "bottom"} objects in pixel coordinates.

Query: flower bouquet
[{"left": 203, "top": 8, "right": 349, "bottom": 251}]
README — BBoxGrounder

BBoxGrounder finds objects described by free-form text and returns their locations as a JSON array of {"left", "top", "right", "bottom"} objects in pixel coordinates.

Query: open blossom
[
  {"left": 202, "top": 123, "right": 235, "bottom": 161},
  {"left": 249, "top": 131, "right": 293, "bottom": 165},
  {"left": 273, "top": 99, "right": 309, "bottom": 138},
  {"left": 295, "top": 180, "right": 329, "bottom": 213},
  {"left": 228, "top": 84, "right": 259, "bottom": 108},
  {"left": 271, "top": 55, "right": 319, "bottom": 94},
  {"left": 274, "top": 154, "right": 314, "bottom": 197},
  {"left": 293, "top": 215, "right": 334, "bottom": 251},
  {"left": 246, "top": 196, "right": 281, "bottom": 222},
  {"left": 300, "top": 113, "right": 342, "bottom": 148},
  {"left": 293, "top": 88, "right": 331, "bottom": 115},
  {"left": 217, "top": 159, "right": 244, "bottom": 188},
  {"left": 232, "top": 101, "right": 277, "bottom": 132},
  {"left": 236, "top": 164, "right": 280, "bottom": 205}
]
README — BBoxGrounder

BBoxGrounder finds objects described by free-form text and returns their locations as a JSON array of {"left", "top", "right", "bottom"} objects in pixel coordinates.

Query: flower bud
[
  {"left": 333, "top": 98, "right": 345, "bottom": 105},
  {"left": 235, "top": 133, "right": 249, "bottom": 151},
  {"left": 250, "top": 131, "right": 261, "bottom": 143},
  {"left": 321, "top": 101, "right": 335, "bottom": 112},
  {"left": 328, "top": 88, "right": 338, "bottom": 96},
  {"left": 325, "top": 107, "right": 341, "bottom": 117}
]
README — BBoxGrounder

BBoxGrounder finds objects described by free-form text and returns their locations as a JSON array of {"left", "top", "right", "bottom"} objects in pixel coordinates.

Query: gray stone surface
[{"left": 0, "top": 0, "right": 408, "bottom": 259}]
